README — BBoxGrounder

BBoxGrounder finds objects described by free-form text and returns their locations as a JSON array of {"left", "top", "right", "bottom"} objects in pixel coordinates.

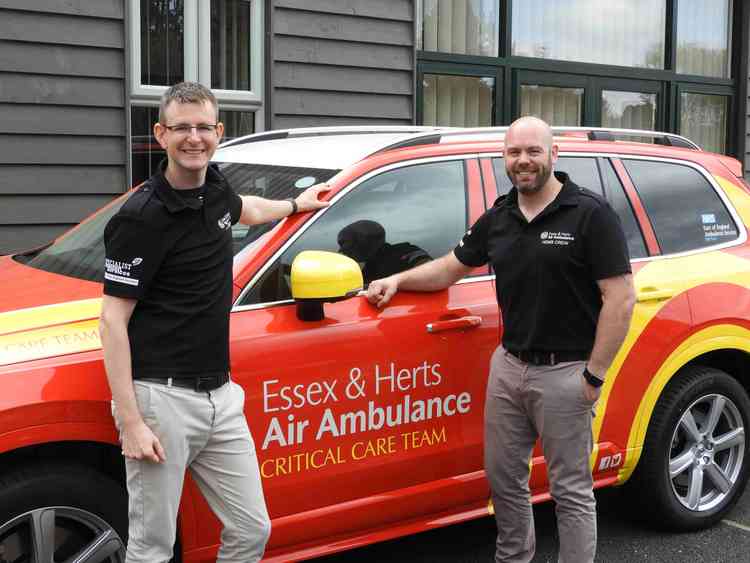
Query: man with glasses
[{"left": 99, "top": 81, "right": 328, "bottom": 562}]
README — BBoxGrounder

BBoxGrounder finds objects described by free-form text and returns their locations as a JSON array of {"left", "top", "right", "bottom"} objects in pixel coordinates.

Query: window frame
[
  {"left": 233, "top": 154, "right": 483, "bottom": 311},
  {"left": 596, "top": 77, "right": 664, "bottom": 132},
  {"left": 415, "top": 0, "right": 742, "bottom": 160},
  {"left": 417, "top": 61, "right": 503, "bottom": 126},
  {"left": 675, "top": 83, "right": 734, "bottom": 154},
  {"left": 597, "top": 156, "right": 650, "bottom": 260},
  {"left": 514, "top": 70, "right": 589, "bottom": 125},
  {"left": 128, "top": 0, "right": 264, "bottom": 111},
  {"left": 674, "top": 0, "right": 734, "bottom": 80},
  {"left": 616, "top": 154, "right": 747, "bottom": 259}
]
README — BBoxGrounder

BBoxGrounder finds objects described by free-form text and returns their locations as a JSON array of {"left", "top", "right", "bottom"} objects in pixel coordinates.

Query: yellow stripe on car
[
  {"left": 0, "top": 298, "right": 101, "bottom": 336},
  {"left": 0, "top": 318, "right": 102, "bottom": 366}
]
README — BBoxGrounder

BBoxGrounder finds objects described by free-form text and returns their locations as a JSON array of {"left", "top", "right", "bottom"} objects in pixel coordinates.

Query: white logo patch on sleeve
[{"left": 105, "top": 258, "right": 140, "bottom": 286}]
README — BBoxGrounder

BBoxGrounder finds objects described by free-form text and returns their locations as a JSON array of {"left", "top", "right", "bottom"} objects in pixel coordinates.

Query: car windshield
[{"left": 15, "top": 163, "right": 339, "bottom": 283}]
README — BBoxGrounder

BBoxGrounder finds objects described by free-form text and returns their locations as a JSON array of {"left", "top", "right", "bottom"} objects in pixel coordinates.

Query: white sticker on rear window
[
  {"left": 295, "top": 176, "right": 316, "bottom": 189},
  {"left": 703, "top": 223, "right": 737, "bottom": 241}
]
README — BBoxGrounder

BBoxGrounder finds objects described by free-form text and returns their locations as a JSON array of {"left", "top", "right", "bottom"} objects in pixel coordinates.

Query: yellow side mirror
[{"left": 290, "top": 251, "right": 363, "bottom": 320}]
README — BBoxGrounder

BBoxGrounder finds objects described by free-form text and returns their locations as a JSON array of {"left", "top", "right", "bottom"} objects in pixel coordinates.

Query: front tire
[
  {"left": 627, "top": 365, "right": 750, "bottom": 531},
  {"left": 0, "top": 463, "right": 127, "bottom": 563}
]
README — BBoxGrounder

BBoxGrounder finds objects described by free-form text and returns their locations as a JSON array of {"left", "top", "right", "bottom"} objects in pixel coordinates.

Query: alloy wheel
[
  {"left": 0, "top": 506, "right": 124, "bottom": 563},
  {"left": 669, "top": 393, "right": 746, "bottom": 512}
]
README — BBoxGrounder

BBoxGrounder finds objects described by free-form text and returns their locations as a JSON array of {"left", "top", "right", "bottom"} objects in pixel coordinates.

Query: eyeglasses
[{"left": 163, "top": 124, "right": 219, "bottom": 136}]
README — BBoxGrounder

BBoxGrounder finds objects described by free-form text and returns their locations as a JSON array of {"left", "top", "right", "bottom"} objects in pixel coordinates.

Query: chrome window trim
[
  {"left": 232, "top": 151, "right": 747, "bottom": 314},
  {"left": 232, "top": 154, "right": 479, "bottom": 312}
]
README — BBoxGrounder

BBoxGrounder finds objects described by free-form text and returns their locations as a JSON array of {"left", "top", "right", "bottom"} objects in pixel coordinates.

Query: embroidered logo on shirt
[
  {"left": 540, "top": 231, "right": 575, "bottom": 246},
  {"left": 104, "top": 258, "right": 139, "bottom": 286},
  {"left": 132, "top": 257, "right": 143, "bottom": 266},
  {"left": 218, "top": 212, "right": 232, "bottom": 231}
]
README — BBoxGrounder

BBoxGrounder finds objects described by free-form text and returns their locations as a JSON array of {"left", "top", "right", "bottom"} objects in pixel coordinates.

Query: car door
[{"left": 228, "top": 156, "right": 498, "bottom": 550}]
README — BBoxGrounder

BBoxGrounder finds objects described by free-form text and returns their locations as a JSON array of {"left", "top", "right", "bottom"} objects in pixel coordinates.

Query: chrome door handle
[
  {"left": 636, "top": 286, "right": 674, "bottom": 303},
  {"left": 426, "top": 316, "right": 482, "bottom": 333}
]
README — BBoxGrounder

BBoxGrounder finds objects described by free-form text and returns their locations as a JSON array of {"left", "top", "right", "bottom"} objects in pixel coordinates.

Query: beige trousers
[
  {"left": 484, "top": 347, "right": 597, "bottom": 563},
  {"left": 113, "top": 380, "right": 271, "bottom": 563}
]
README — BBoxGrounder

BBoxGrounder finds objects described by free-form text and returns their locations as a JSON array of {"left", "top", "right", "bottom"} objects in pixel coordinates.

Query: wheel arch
[
  {"left": 0, "top": 439, "right": 193, "bottom": 560},
  {"left": 0, "top": 440, "right": 125, "bottom": 485},
  {"left": 619, "top": 323, "right": 750, "bottom": 483}
]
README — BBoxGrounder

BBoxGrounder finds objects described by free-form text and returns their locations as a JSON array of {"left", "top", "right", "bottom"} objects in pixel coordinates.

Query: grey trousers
[
  {"left": 484, "top": 347, "right": 597, "bottom": 563},
  {"left": 112, "top": 380, "right": 271, "bottom": 563}
]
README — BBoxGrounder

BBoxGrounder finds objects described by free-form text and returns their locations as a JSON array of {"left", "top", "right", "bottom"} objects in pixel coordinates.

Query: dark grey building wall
[
  {"left": 269, "top": 0, "right": 415, "bottom": 129},
  {"left": 0, "top": 0, "right": 127, "bottom": 254}
]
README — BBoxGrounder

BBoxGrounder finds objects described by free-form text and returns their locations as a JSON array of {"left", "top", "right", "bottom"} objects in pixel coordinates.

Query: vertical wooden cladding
[
  {"left": 0, "top": 1, "right": 126, "bottom": 254},
  {"left": 271, "top": 0, "right": 415, "bottom": 128}
]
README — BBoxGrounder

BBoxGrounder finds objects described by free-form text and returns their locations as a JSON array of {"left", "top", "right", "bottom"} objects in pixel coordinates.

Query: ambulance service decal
[{"left": 258, "top": 361, "right": 472, "bottom": 478}]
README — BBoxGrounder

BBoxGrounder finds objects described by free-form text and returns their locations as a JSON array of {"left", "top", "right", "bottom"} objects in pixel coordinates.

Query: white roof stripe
[{"left": 212, "top": 133, "right": 426, "bottom": 170}]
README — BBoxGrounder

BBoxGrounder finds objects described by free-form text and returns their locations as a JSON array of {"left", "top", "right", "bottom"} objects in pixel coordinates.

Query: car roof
[
  {"left": 212, "top": 125, "right": 703, "bottom": 170},
  {"left": 213, "top": 126, "right": 448, "bottom": 170}
]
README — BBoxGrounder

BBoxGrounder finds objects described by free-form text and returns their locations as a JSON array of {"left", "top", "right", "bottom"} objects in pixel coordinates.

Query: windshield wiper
[{"left": 13, "top": 241, "right": 54, "bottom": 264}]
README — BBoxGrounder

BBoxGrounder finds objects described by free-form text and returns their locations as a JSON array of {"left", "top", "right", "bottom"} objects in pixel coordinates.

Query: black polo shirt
[
  {"left": 454, "top": 172, "right": 631, "bottom": 353},
  {"left": 103, "top": 163, "right": 243, "bottom": 379}
]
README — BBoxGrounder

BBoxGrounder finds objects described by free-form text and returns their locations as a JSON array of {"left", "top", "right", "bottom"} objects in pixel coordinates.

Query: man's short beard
[
  {"left": 506, "top": 166, "right": 552, "bottom": 195},
  {"left": 507, "top": 163, "right": 553, "bottom": 194}
]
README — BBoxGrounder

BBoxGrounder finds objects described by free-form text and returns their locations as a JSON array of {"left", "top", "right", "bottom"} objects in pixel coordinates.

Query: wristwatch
[
  {"left": 285, "top": 197, "right": 298, "bottom": 215},
  {"left": 583, "top": 366, "right": 604, "bottom": 388}
]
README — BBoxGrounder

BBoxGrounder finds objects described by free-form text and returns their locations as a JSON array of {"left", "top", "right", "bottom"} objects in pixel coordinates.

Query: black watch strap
[
  {"left": 285, "top": 197, "right": 298, "bottom": 215},
  {"left": 583, "top": 366, "right": 604, "bottom": 388}
]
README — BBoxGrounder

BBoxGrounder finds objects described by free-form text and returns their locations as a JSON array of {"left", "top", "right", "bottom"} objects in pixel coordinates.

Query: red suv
[{"left": 1, "top": 126, "right": 750, "bottom": 562}]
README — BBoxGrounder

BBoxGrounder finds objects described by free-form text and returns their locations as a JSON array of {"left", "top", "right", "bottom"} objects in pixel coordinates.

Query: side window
[
  {"left": 623, "top": 159, "right": 739, "bottom": 254},
  {"left": 241, "top": 160, "right": 468, "bottom": 305},
  {"left": 491, "top": 156, "right": 603, "bottom": 196},
  {"left": 601, "top": 160, "right": 648, "bottom": 260}
]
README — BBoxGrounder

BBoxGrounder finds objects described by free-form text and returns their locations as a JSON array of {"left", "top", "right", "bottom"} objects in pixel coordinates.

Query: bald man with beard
[{"left": 367, "top": 116, "right": 635, "bottom": 562}]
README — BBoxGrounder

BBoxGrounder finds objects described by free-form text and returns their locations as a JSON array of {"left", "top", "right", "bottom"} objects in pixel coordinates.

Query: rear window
[
  {"left": 15, "top": 164, "right": 338, "bottom": 283},
  {"left": 622, "top": 159, "right": 739, "bottom": 254}
]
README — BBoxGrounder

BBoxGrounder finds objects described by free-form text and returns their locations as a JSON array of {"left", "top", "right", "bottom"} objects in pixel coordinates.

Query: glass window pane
[
  {"left": 423, "top": 74, "right": 495, "bottom": 126},
  {"left": 602, "top": 160, "right": 647, "bottom": 259},
  {"left": 131, "top": 106, "right": 164, "bottom": 187},
  {"left": 141, "top": 0, "right": 184, "bottom": 86},
  {"left": 602, "top": 91, "right": 656, "bottom": 131},
  {"left": 623, "top": 159, "right": 738, "bottom": 254},
  {"left": 420, "top": 0, "right": 499, "bottom": 56},
  {"left": 680, "top": 93, "right": 728, "bottom": 154},
  {"left": 219, "top": 163, "right": 339, "bottom": 256},
  {"left": 245, "top": 160, "right": 468, "bottom": 303},
  {"left": 131, "top": 107, "right": 256, "bottom": 187},
  {"left": 219, "top": 110, "right": 255, "bottom": 142},
  {"left": 211, "top": 0, "right": 252, "bottom": 91},
  {"left": 676, "top": 0, "right": 731, "bottom": 78},
  {"left": 520, "top": 85, "right": 583, "bottom": 126},
  {"left": 512, "top": 0, "right": 665, "bottom": 69}
]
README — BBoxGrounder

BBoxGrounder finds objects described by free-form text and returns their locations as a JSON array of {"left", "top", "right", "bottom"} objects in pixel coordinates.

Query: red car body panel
[{"left": 3, "top": 133, "right": 750, "bottom": 561}]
